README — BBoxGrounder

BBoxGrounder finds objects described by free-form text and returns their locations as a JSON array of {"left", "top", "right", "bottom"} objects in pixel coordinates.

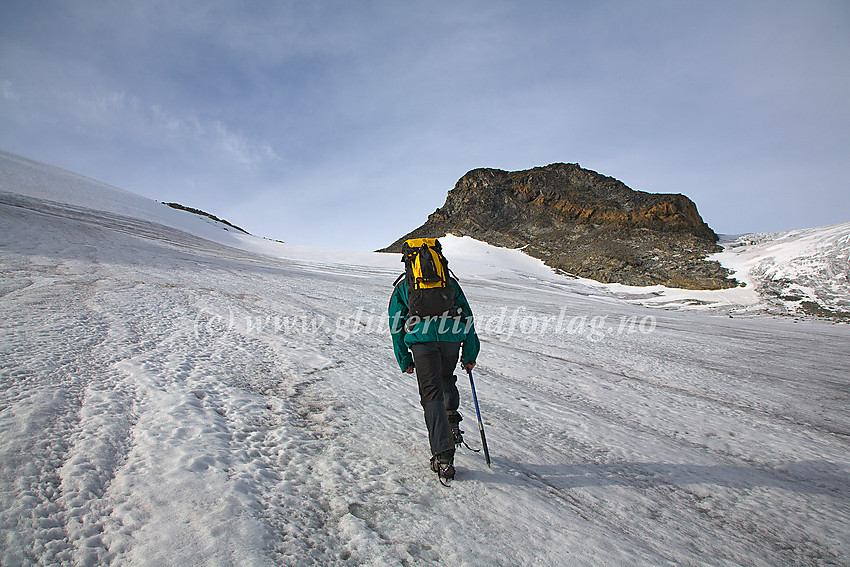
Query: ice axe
[{"left": 466, "top": 367, "right": 491, "bottom": 468}]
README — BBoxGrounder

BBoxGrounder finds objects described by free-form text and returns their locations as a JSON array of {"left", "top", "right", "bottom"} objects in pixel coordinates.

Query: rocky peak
[
  {"left": 381, "top": 163, "right": 738, "bottom": 290},
  {"left": 436, "top": 163, "right": 717, "bottom": 241}
]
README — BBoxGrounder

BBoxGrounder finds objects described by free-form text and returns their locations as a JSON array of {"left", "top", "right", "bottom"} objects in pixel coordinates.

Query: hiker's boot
[
  {"left": 430, "top": 450, "right": 455, "bottom": 480},
  {"left": 448, "top": 411, "right": 464, "bottom": 446},
  {"left": 451, "top": 425, "right": 464, "bottom": 446}
]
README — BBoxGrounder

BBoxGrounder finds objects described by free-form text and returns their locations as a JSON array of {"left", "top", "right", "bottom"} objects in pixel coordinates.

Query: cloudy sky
[{"left": 2, "top": 1, "right": 848, "bottom": 249}]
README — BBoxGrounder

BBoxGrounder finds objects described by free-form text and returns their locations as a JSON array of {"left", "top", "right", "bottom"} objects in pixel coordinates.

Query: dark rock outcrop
[
  {"left": 380, "top": 163, "right": 738, "bottom": 289},
  {"left": 163, "top": 202, "right": 250, "bottom": 234}
]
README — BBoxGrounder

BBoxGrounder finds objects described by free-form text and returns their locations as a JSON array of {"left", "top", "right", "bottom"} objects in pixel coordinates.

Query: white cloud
[
  {"left": 210, "top": 120, "right": 281, "bottom": 166},
  {"left": 49, "top": 87, "right": 284, "bottom": 168},
  {"left": 1, "top": 80, "right": 20, "bottom": 101}
]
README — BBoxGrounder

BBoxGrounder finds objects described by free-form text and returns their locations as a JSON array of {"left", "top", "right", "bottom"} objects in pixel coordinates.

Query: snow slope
[
  {"left": 0, "top": 150, "right": 257, "bottom": 249},
  {"left": 1, "top": 152, "right": 849, "bottom": 566},
  {"left": 569, "top": 226, "right": 850, "bottom": 319},
  {"left": 715, "top": 224, "right": 850, "bottom": 318}
]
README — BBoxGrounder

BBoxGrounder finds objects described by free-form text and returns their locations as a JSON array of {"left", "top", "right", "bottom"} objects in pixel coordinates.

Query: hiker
[{"left": 388, "top": 238, "right": 480, "bottom": 480}]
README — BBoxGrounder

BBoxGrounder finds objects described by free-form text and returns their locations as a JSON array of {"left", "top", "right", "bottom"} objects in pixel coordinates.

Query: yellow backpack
[{"left": 394, "top": 238, "right": 459, "bottom": 318}]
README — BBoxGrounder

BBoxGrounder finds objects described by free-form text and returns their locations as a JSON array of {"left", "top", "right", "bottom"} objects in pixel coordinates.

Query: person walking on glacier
[{"left": 388, "top": 238, "right": 480, "bottom": 481}]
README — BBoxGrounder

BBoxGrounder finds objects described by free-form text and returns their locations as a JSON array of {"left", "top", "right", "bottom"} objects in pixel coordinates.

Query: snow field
[
  {"left": 1, "top": 162, "right": 849, "bottom": 565},
  {"left": 715, "top": 223, "right": 850, "bottom": 317}
]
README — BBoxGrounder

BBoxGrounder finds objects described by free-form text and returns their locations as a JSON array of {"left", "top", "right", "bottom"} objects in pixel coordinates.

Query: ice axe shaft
[{"left": 466, "top": 367, "right": 491, "bottom": 468}]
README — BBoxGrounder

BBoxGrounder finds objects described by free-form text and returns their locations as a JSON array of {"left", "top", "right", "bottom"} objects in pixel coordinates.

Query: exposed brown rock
[{"left": 380, "top": 163, "right": 738, "bottom": 289}]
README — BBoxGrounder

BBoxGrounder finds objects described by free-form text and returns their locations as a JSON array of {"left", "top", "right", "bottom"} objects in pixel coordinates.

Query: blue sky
[{"left": 2, "top": 1, "right": 848, "bottom": 249}]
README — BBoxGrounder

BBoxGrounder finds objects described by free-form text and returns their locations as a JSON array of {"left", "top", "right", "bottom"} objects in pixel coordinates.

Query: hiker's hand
[
  {"left": 404, "top": 365, "right": 414, "bottom": 374},
  {"left": 463, "top": 361, "right": 476, "bottom": 370}
]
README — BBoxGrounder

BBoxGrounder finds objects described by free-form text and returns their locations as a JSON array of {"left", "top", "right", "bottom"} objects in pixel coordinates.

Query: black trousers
[{"left": 411, "top": 341, "right": 461, "bottom": 457}]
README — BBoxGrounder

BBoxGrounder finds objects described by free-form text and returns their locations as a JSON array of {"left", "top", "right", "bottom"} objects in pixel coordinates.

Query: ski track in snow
[{"left": 1, "top": 193, "right": 849, "bottom": 566}]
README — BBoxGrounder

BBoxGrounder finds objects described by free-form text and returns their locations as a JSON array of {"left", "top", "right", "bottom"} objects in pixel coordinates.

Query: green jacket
[{"left": 388, "top": 278, "right": 481, "bottom": 372}]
